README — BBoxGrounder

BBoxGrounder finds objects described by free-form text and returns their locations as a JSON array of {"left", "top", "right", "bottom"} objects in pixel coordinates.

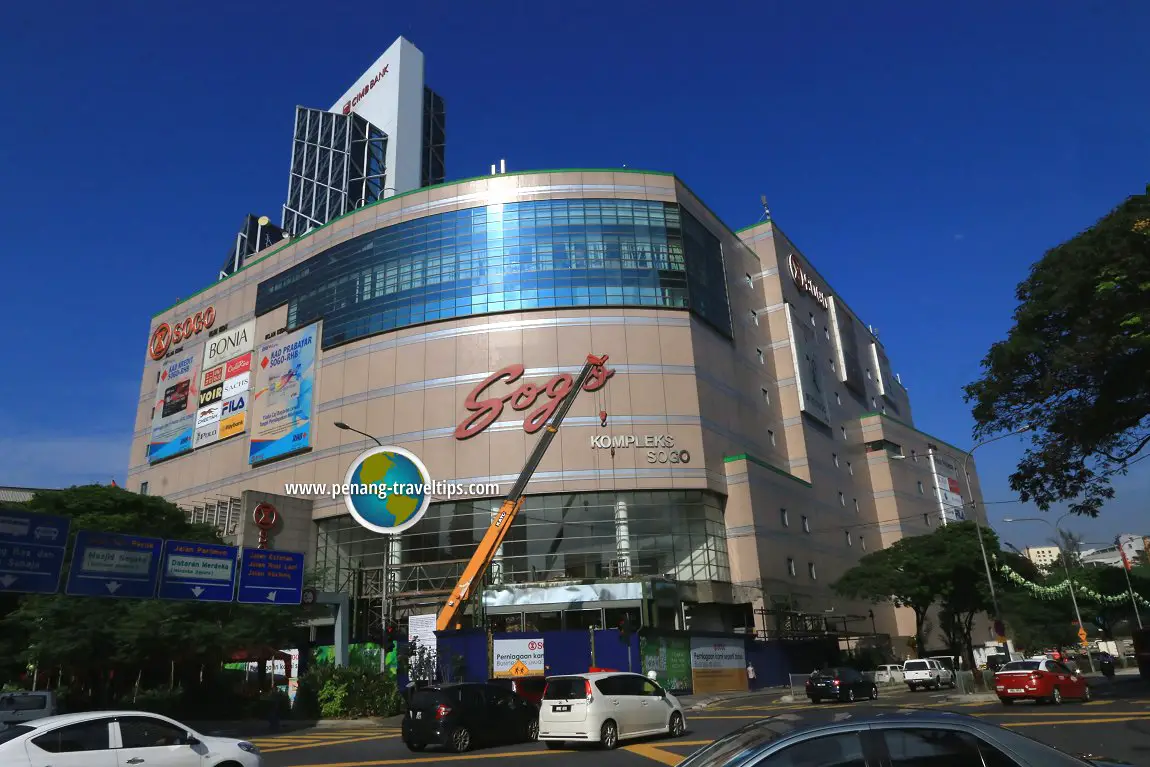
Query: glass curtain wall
[{"left": 257, "top": 199, "right": 732, "bottom": 349}]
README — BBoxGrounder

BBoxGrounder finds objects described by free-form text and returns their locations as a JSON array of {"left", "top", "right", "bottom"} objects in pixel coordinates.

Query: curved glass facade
[
  {"left": 315, "top": 490, "right": 730, "bottom": 596},
  {"left": 256, "top": 198, "right": 732, "bottom": 347}
]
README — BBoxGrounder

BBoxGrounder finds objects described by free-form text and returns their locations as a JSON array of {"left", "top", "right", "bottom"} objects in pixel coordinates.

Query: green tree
[
  {"left": 964, "top": 186, "right": 1150, "bottom": 517},
  {"left": 0, "top": 485, "right": 311, "bottom": 709},
  {"left": 996, "top": 550, "right": 1078, "bottom": 653}
]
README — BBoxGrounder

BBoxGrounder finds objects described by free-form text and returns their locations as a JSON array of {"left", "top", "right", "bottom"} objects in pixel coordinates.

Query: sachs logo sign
[{"left": 149, "top": 306, "right": 216, "bottom": 361}]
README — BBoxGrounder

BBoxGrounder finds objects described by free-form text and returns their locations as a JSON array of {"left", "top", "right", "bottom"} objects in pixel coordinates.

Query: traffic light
[
  {"left": 617, "top": 615, "right": 633, "bottom": 643},
  {"left": 385, "top": 623, "right": 398, "bottom": 652}
]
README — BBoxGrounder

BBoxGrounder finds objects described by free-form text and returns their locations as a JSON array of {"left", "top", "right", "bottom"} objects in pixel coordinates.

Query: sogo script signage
[
  {"left": 149, "top": 306, "right": 216, "bottom": 360},
  {"left": 591, "top": 434, "right": 691, "bottom": 464},
  {"left": 455, "top": 362, "right": 615, "bottom": 440},
  {"left": 788, "top": 254, "right": 829, "bottom": 310}
]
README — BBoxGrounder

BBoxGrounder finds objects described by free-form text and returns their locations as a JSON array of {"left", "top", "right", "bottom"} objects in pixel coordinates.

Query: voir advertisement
[
  {"left": 689, "top": 637, "right": 747, "bottom": 694},
  {"left": 784, "top": 303, "right": 831, "bottom": 426},
  {"left": 149, "top": 350, "right": 200, "bottom": 463},
  {"left": 640, "top": 635, "right": 691, "bottom": 692},
  {"left": 195, "top": 351, "right": 253, "bottom": 449},
  {"left": 493, "top": 638, "right": 546, "bottom": 678},
  {"left": 248, "top": 323, "right": 318, "bottom": 465}
]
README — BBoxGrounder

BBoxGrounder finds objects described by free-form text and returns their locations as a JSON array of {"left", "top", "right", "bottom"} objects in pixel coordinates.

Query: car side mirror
[{"left": 186, "top": 734, "right": 200, "bottom": 746}]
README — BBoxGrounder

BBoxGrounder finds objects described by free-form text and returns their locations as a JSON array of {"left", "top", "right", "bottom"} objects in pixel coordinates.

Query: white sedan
[{"left": 0, "top": 710, "right": 262, "bottom": 767}]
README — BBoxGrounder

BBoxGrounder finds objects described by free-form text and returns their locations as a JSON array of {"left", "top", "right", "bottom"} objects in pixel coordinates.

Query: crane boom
[{"left": 436, "top": 353, "right": 609, "bottom": 632}]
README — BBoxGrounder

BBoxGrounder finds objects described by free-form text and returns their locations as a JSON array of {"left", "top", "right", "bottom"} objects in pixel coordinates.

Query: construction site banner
[
  {"left": 690, "top": 637, "right": 748, "bottom": 694},
  {"left": 493, "top": 637, "right": 546, "bottom": 678}
]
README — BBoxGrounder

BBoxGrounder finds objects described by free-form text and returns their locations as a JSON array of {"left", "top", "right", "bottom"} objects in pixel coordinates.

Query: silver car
[{"left": 676, "top": 709, "right": 1129, "bottom": 767}]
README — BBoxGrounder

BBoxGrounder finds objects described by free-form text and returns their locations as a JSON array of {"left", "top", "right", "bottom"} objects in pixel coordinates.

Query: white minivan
[{"left": 537, "top": 672, "right": 686, "bottom": 750}]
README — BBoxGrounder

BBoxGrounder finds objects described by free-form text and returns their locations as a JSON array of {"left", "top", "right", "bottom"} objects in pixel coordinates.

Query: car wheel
[
  {"left": 847, "top": 689, "right": 856, "bottom": 702},
  {"left": 999, "top": 698, "right": 1014, "bottom": 706},
  {"left": 600, "top": 719, "right": 619, "bottom": 750},
  {"left": 1051, "top": 687, "right": 1062, "bottom": 705},
  {"left": 668, "top": 711, "right": 685, "bottom": 737},
  {"left": 545, "top": 741, "right": 565, "bottom": 750},
  {"left": 949, "top": 677, "right": 957, "bottom": 689},
  {"left": 526, "top": 717, "right": 539, "bottom": 741},
  {"left": 448, "top": 726, "right": 472, "bottom": 753},
  {"left": 1082, "top": 685, "right": 1092, "bottom": 702},
  {"left": 809, "top": 697, "right": 821, "bottom": 704},
  {"left": 870, "top": 685, "right": 879, "bottom": 700},
  {"left": 404, "top": 741, "right": 427, "bottom": 752},
  {"left": 908, "top": 684, "right": 916, "bottom": 692}
]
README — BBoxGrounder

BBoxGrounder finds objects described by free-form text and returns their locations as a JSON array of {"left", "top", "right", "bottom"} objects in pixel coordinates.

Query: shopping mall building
[{"left": 128, "top": 39, "right": 988, "bottom": 652}]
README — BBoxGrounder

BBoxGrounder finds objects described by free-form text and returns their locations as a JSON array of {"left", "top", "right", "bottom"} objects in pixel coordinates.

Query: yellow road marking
[
  {"left": 624, "top": 743, "right": 684, "bottom": 765},
  {"left": 973, "top": 710, "right": 1140, "bottom": 718},
  {"left": 1083, "top": 700, "right": 1115, "bottom": 705},
  {"left": 260, "top": 733, "right": 400, "bottom": 754},
  {"left": 283, "top": 749, "right": 556, "bottom": 766},
  {"left": 1004, "top": 715, "right": 1150, "bottom": 728}
]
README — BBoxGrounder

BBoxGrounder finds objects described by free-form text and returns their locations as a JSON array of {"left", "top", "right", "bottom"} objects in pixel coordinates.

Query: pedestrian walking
[{"left": 746, "top": 662, "right": 757, "bottom": 690}]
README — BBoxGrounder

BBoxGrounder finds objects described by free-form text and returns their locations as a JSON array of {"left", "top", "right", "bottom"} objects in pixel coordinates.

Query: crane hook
[{"left": 599, "top": 410, "right": 608, "bottom": 427}]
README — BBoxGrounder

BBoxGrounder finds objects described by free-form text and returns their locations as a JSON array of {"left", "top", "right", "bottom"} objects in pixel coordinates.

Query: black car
[
  {"left": 402, "top": 682, "right": 539, "bottom": 753},
  {"left": 675, "top": 709, "right": 1130, "bottom": 767},
  {"left": 805, "top": 667, "right": 878, "bottom": 703}
]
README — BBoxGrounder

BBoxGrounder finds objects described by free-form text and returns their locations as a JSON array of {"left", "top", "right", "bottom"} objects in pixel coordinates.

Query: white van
[
  {"left": 0, "top": 691, "right": 57, "bottom": 726},
  {"left": 537, "top": 672, "right": 686, "bottom": 750},
  {"left": 873, "top": 664, "right": 905, "bottom": 684},
  {"left": 903, "top": 659, "right": 956, "bottom": 691}
]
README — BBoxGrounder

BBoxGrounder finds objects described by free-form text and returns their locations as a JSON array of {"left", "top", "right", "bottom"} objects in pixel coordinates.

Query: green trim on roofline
[
  {"left": 723, "top": 453, "right": 813, "bottom": 488},
  {"left": 859, "top": 412, "right": 968, "bottom": 457},
  {"left": 151, "top": 168, "right": 675, "bottom": 318},
  {"left": 734, "top": 220, "right": 775, "bottom": 235}
]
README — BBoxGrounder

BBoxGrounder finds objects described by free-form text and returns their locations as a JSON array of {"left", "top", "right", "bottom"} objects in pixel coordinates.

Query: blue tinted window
[{"left": 256, "top": 198, "right": 732, "bottom": 348}]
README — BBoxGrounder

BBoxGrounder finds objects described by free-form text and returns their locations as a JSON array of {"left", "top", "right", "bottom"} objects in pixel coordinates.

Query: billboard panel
[
  {"left": 149, "top": 351, "right": 200, "bottom": 463},
  {"left": 203, "top": 319, "right": 256, "bottom": 370},
  {"left": 784, "top": 303, "right": 831, "bottom": 425},
  {"left": 248, "top": 323, "right": 318, "bottom": 465},
  {"left": 929, "top": 451, "right": 967, "bottom": 523},
  {"left": 828, "top": 298, "right": 867, "bottom": 396},
  {"left": 193, "top": 349, "right": 251, "bottom": 450},
  {"left": 689, "top": 637, "right": 747, "bottom": 694}
]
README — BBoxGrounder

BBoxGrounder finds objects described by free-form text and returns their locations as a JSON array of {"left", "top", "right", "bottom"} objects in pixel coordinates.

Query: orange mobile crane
[{"left": 436, "top": 353, "right": 610, "bottom": 632}]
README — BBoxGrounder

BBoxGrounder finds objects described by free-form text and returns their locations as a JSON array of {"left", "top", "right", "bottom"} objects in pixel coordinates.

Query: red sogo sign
[
  {"left": 149, "top": 306, "right": 216, "bottom": 361},
  {"left": 455, "top": 362, "right": 615, "bottom": 440}
]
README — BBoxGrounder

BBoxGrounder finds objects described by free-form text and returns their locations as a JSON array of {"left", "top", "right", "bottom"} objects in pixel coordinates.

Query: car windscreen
[
  {"left": 677, "top": 719, "right": 796, "bottom": 767},
  {"left": 0, "top": 725, "right": 34, "bottom": 745},
  {"left": 516, "top": 678, "right": 547, "bottom": 692},
  {"left": 544, "top": 677, "right": 586, "bottom": 700},
  {"left": 1000, "top": 660, "right": 1041, "bottom": 671},
  {"left": 904, "top": 661, "right": 928, "bottom": 670},
  {"left": 410, "top": 689, "right": 453, "bottom": 708},
  {"left": 0, "top": 694, "right": 49, "bottom": 712}
]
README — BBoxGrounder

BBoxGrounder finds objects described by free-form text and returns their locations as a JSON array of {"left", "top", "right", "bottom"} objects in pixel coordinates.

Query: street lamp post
[
  {"left": 1003, "top": 512, "right": 1096, "bottom": 673},
  {"left": 333, "top": 421, "right": 389, "bottom": 672}
]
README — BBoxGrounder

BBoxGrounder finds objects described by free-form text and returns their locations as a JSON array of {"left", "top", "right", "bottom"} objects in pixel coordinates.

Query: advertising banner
[
  {"left": 194, "top": 350, "right": 251, "bottom": 450},
  {"left": 784, "top": 303, "right": 832, "bottom": 426},
  {"left": 149, "top": 350, "right": 200, "bottom": 463},
  {"left": 407, "top": 612, "right": 438, "bottom": 681},
  {"left": 641, "top": 635, "right": 692, "bottom": 692},
  {"left": 203, "top": 319, "right": 256, "bottom": 370},
  {"left": 829, "top": 298, "right": 867, "bottom": 396},
  {"left": 690, "top": 637, "right": 747, "bottom": 694},
  {"left": 930, "top": 451, "right": 967, "bottom": 523},
  {"left": 493, "top": 638, "right": 546, "bottom": 678},
  {"left": 248, "top": 323, "right": 318, "bottom": 465}
]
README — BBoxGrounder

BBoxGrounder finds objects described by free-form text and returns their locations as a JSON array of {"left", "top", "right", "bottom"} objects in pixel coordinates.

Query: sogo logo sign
[{"left": 149, "top": 306, "right": 216, "bottom": 360}]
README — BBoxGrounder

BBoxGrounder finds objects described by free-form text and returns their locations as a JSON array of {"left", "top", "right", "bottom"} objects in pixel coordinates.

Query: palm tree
[{"left": 1050, "top": 529, "right": 1084, "bottom": 569}]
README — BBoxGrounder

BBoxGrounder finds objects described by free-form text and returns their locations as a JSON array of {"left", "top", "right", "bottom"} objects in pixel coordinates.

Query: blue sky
[{"left": 1, "top": 2, "right": 1146, "bottom": 548}]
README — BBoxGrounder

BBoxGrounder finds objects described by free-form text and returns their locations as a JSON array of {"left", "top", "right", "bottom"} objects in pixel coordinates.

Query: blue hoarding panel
[
  {"left": 237, "top": 549, "right": 305, "bottom": 605},
  {"left": 157, "top": 540, "right": 239, "bottom": 602},
  {"left": 0, "top": 509, "right": 70, "bottom": 594},
  {"left": 66, "top": 530, "right": 163, "bottom": 598}
]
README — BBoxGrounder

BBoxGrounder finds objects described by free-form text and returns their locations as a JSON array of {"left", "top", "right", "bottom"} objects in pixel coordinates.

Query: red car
[
  {"left": 994, "top": 658, "right": 1091, "bottom": 705},
  {"left": 487, "top": 677, "right": 547, "bottom": 706}
]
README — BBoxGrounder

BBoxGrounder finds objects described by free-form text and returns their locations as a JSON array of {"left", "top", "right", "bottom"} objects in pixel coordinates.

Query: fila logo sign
[
  {"left": 221, "top": 394, "right": 247, "bottom": 418},
  {"left": 203, "top": 319, "right": 256, "bottom": 369}
]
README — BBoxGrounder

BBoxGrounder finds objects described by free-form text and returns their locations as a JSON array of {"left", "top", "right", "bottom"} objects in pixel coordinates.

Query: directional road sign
[
  {"left": 0, "top": 509, "right": 70, "bottom": 594},
  {"left": 237, "top": 549, "right": 305, "bottom": 605},
  {"left": 65, "top": 530, "right": 163, "bottom": 599},
  {"left": 157, "top": 540, "right": 238, "bottom": 602}
]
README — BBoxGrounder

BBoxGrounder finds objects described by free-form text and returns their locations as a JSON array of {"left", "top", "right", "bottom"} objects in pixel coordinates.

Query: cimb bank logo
[{"left": 342, "top": 64, "right": 390, "bottom": 115}]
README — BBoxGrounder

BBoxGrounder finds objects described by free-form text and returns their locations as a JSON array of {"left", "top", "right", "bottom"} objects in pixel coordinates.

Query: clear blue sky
[{"left": 1, "top": 2, "right": 1146, "bottom": 548}]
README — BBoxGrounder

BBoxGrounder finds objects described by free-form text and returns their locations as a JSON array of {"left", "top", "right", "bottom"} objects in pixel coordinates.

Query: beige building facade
[{"left": 129, "top": 169, "right": 987, "bottom": 649}]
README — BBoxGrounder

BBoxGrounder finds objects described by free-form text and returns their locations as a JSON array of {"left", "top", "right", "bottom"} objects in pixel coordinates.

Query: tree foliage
[
  {"left": 0, "top": 485, "right": 314, "bottom": 712},
  {"left": 833, "top": 521, "right": 998, "bottom": 669},
  {"left": 964, "top": 186, "right": 1150, "bottom": 516}
]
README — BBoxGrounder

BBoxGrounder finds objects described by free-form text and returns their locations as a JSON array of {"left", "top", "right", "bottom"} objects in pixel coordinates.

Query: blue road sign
[
  {"left": 157, "top": 540, "right": 238, "bottom": 602},
  {"left": 0, "top": 509, "right": 70, "bottom": 595},
  {"left": 66, "top": 530, "right": 163, "bottom": 599},
  {"left": 237, "top": 549, "right": 305, "bottom": 605}
]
